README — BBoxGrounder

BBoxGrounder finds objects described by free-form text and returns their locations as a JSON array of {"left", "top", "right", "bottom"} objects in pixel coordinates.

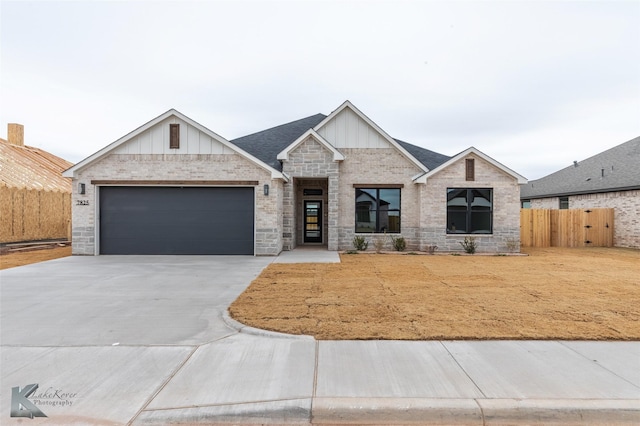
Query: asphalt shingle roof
[
  {"left": 520, "top": 136, "right": 640, "bottom": 199},
  {"left": 231, "top": 114, "right": 327, "bottom": 171},
  {"left": 231, "top": 114, "right": 451, "bottom": 172},
  {"left": 395, "top": 139, "right": 451, "bottom": 170}
]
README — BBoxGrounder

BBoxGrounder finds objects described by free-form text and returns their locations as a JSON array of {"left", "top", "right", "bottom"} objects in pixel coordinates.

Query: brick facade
[
  {"left": 282, "top": 144, "right": 522, "bottom": 253},
  {"left": 420, "top": 153, "right": 521, "bottom": 252},
  {"left": 68, "top": 108, "right": 524, "bottom": 256},
  {"left": 71, "top": 153, "right": 281, "bottom": 255},
  {"left": 335, "top": 148, "right": 423, "bottom": 251},
  {"left": 529, "top": 190, "right": 640, "bottom": 249}
]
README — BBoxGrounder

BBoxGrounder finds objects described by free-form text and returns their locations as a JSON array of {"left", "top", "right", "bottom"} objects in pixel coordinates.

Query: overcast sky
[{"left": 1, "top": 0, "right": 638, "bottom": 180}]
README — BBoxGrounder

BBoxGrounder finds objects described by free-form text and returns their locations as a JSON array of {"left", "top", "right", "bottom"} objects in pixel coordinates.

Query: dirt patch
[
  {"left": 229, "top": 247, "right": 640, "bottom": 340},
  {"left": 0, "top": 245, "right": 72, "bottom": 270}
]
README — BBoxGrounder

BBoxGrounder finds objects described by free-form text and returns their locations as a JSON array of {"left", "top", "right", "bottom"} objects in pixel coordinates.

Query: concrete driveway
[
  {"left": 1, "top": 255, "right": 274, "bottom": 346},
  {"left": 1, "top": 255, "right": 639, "bottom": 425},
  {"left": 1, "top": 255, "right": 315, "bottom": 424}
]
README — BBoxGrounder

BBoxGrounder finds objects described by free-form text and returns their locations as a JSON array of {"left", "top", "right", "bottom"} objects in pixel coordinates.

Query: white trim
[
  {"left": 313, "top": 100, "right": 429, "bottom": 173},
  {"left": 276, "top": 129, "right": 345, "bottom": 161},
  {"left": 414, "top": 147, "right": 528, "bottom": 184},
  {"left": 94, "top": 186, "right": 100, "bottom": 255},
  {"left": 63, "top": 109, "right": 287, "bottom": 181}
]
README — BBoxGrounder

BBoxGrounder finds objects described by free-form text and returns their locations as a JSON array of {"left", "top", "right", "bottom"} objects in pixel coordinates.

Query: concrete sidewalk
[{"left": 1, "top": 254, "right": 639, "bottom": 425}]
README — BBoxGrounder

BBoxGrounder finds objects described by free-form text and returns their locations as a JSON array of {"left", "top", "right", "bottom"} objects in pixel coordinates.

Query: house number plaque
[{"left": 76, "top": 200, "right": 89, "bottom": 206}]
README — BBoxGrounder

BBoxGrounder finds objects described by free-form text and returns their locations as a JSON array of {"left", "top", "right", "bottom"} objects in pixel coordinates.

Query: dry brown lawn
[
  {"left": 0, "top": 246, "right": 71, "bottom": 270},
  {"left": 229, "top": 247, "right": 640, "bottom": 340}
]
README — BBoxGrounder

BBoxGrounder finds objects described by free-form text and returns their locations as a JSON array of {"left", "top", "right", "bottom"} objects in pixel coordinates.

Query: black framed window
[
  {"left": 447, "top": 188, "right": 493, "bottom": 234},
  {"left": 559, "top": 197, "right": 569, "bottom": 209},
  {"left": 355, "top": 188, "right": 400, "bottom": 233}
]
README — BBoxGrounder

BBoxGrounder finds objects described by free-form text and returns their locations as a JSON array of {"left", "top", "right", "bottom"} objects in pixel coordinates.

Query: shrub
[
  {"left": 352, "top": 235, "right": 368, "bottom": 251},
  {"left": 373, "top": 237, "right": 386, "bottom": 253},
  {"left": 390, "top": 235, "right": 406, "bottom": 252},
  {"left": 460, "top": 237, "right": 477, "bottom": 254},
  {"left": 424, "top": 245, "right": 438, "bottom": 255}
]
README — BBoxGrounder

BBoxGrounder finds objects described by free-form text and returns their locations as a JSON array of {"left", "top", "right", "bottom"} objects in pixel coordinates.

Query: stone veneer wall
[
  {"left": 71, "top": 153, "right": 280, "bottom": 255},
  {"left": 282, "top": 137, "right": 340, "bottom": 250},
  {"left": 421, "top": 154, "right": 522, "bottom": 253},
  {"left": 529, "top": 189, "right": 640, "bottom": 248}
]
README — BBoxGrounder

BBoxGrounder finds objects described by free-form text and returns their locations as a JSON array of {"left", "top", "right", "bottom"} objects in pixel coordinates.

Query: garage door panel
[{"left": 100, "top": 187, "right": 254, "bottom": 255}]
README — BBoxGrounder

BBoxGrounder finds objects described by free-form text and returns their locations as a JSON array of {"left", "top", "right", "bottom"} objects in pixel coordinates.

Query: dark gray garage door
[{"left": 100, "top": 187, "right": 254, "bottom": 255}]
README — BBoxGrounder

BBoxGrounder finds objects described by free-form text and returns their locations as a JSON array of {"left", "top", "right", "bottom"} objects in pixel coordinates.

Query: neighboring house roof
[
  {"left": 415, "top": 147, "right": 528, "bottom": 184},
  {"left": 63, "top": 109, "right": 288, "bottom": 180},
  {"left": 520, "top": 136, "right": 640, "bottom": 199},
  {"left": 0, "top": 137, "right": 72, "bottom": 192}
]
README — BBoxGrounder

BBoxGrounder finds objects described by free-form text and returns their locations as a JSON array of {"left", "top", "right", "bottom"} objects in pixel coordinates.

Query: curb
[
  {"left": 312, "top": 398, "right": 640, "bottom": 425},
  {"left": 222, "top": 309, "right": 315, "bottom": 341}
]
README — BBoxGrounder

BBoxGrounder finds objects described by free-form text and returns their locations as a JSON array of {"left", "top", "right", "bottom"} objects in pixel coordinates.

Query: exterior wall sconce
[
  {"left": 263, "top": 184, "right": 269, "bottom": 196},
  {"left": 78, "top": 183, "right": 86, "bottom": 194}
]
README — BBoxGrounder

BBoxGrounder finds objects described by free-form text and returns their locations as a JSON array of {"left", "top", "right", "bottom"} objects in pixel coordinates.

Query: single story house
[
  {"left": 520, "top": 136, "right": 640, "bottom": 249},
  {"left": 63, "top": 101, "right": 526, "bottom": 255}
]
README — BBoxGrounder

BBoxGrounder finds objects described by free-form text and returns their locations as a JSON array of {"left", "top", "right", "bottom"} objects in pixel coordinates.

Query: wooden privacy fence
[
  {"left": 520, "top": 208, "right": 614, "bottom": 248},
  {"left": 0, "top": 186, "right": 72, "bottom": 244}
]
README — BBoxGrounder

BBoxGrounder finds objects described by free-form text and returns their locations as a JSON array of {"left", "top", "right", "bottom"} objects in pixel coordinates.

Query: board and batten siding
[
  {"left": 317, "top": 107, "right": 391, "bottom": 149},
  {"left": 113, "top": 117, "right": 234, "bottom": 155}
]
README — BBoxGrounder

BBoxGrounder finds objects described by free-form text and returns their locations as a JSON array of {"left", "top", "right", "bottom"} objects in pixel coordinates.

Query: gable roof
[
  {"left": 313, "top": 101, "right": 431, "bottom": 173},
  {"left": 276, "top": 129, "right": 345, "bottom": 162},
  {"left": 63, "top": 109, "right": 287, "bottom": 180},
  {"left": 231, "top": 104, "right": 451, "bottom": 172},
  {"left": 520, "top": 136, "right": 640, "bottom": 199},
  {"left": 231, "top": 114, "right": 327, "bottom": 171},
  {"left": 415, "top": 147, "right": 527, "bottom": 184},
  {"left": 0, "top": 138, "right": 72, "bottom": 192}
]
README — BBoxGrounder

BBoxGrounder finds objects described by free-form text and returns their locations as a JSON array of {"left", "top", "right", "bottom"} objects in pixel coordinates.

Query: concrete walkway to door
[
  {"left": 1, "top": 254, "right": 638, "bottom": 425},
  {"left": 273, "top": 246, "right": 340, "bottom": 263}
]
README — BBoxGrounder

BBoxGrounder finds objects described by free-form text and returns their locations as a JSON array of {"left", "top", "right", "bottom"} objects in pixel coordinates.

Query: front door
[{"left": 304, "top": 200, "right": 322, "bottom": 243}]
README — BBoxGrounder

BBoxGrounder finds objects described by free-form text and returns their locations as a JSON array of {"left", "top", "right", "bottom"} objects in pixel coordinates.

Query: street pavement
[{"left": 1, "top": 252, "right": 638, "bottom": 425}]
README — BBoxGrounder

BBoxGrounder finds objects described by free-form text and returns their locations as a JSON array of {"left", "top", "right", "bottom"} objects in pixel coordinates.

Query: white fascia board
[
  {"left": 412, "top": 172, "right": 427, "bottom": 182},
  {"left": 277, "top": 129, "right": 345, "bottom": 162},
  {"left": 414, "top": 147, "right": 528, "bottom": 184},
  {"left": 63, "top": 109, "right": 180, "bottom": 177},
  {"left": 63, "top": 109, "right": 285, "bottom": 180},
  {"left": 313, "top": 100, "right": 428, "bottom": 173}
]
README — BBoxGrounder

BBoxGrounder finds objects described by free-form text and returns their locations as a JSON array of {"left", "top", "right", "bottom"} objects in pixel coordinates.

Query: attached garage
[
  {"left": 64, "top": 110, "right": 286, "bottom": 256},
  {"left": 99, "top": 186, "right": 254, "bottom": 255}
]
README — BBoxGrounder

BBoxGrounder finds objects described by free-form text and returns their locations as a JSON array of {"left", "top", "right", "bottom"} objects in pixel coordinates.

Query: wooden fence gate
[{"left": 520, "top": 208, "right": 614, "bottom": 248}]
